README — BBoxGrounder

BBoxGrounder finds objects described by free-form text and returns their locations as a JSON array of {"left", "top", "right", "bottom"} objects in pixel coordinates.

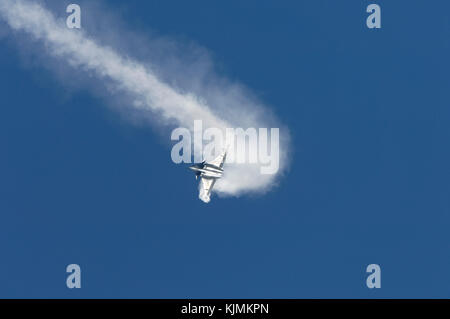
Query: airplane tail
[{"left": 199, "top": 188, "right": 211, "bottom": 203}]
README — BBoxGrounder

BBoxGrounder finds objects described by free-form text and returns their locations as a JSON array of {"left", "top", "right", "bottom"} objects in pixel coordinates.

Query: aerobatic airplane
[{"left": 189, "top": 150, "right": 227, "bottom": 203}]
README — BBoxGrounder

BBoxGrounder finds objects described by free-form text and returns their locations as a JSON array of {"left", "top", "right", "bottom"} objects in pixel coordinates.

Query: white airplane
[{"left": 189, "top": 150, "right": 227, "bottom": 203}]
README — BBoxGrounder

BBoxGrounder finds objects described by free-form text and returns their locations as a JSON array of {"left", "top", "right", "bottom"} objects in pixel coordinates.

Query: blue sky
[{"left": 1, "top": 0, "right": 450, "bottom": 298}]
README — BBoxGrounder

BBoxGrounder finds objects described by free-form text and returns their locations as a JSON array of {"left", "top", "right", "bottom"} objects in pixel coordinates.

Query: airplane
[{"left": 189, "top": 149, "right": 227, "bottom": 203}]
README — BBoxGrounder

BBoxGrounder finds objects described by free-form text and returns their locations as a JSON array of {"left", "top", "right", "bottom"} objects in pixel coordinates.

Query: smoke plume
[{"left": 0, "top": 0, "right": 290, "bottom": 201}]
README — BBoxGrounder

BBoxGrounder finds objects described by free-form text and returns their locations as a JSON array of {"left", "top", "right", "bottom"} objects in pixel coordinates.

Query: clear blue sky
[{"left": 1, "top": 0, "right": 450, "bottom": 298}]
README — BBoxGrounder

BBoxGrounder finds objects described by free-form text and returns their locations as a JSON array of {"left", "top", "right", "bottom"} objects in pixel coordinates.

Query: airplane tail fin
[{"left": 199, "top": 189, "right": 211, "bottom": 203}]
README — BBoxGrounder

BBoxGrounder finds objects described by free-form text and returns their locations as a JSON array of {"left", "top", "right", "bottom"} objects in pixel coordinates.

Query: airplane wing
[
  {"left": 198, "top": 177, "right": 216, "bottom": 203},
  {"left": 206, "top": 150, "right": 227, "bottom": 169}
]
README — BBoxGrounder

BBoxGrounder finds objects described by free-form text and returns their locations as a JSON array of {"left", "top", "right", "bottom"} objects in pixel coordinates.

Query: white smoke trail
[{"left": 0, "top": 0, "right": 290, "bottom": 200}]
